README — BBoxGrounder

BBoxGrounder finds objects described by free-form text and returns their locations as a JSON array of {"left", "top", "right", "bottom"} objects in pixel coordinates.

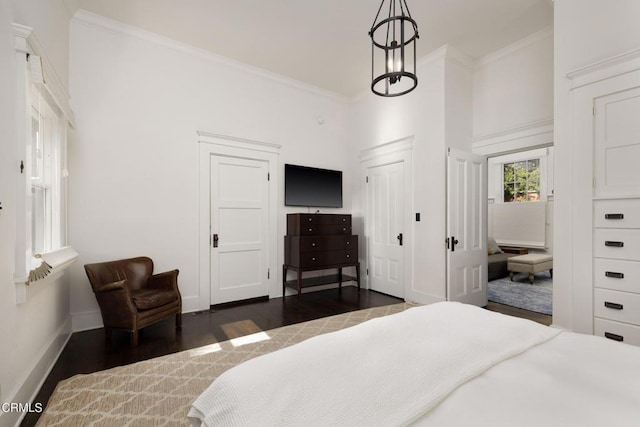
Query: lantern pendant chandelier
[{"left": 369, "top": 0, "right": 419, "bottom": 97}]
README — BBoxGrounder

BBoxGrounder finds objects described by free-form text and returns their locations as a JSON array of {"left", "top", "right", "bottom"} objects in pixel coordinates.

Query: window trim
[{"left": 13, "top": 24, "right": 77, "bottom": 304}]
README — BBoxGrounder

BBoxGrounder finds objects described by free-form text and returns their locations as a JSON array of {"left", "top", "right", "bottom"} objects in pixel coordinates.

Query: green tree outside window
[{"left": 503, "top": 159, "right": 540, "bottom": 202}]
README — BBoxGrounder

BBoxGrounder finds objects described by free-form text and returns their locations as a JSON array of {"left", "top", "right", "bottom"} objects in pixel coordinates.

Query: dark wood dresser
[{"left": 283, "top": 213, "right": 360, "bottom": 297}]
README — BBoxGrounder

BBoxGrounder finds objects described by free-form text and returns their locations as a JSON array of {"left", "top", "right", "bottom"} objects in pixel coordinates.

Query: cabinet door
[{"left": 594, "top": 87, "right": 640, "bottom": 197}]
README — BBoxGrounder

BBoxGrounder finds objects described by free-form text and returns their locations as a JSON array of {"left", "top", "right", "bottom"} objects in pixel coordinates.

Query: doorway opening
[{"left": 486, "top": 146, "right": 553, "bottom": 318}]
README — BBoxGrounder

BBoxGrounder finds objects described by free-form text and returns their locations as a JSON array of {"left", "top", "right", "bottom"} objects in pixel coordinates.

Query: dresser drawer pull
[
  {"left": 346, "top": 254, "right": 350, "bottom": 258},
  {"left": 604, "top": 301, "right": 624, "bottom": 310},
  {"left": 605, "top": 213, "right": 624, "bottom": 220},
  {"left": 605, "top": 241, "right": 624, "bottom": 247},
  {"left": 308, "top": 228, "right": 313, "bottom": 232},
  {"left": 605, "top": 271, "right": 624, "bottom": 279},
  {"left": 604, "top": 332, "right": 624, "bottom": 342}
]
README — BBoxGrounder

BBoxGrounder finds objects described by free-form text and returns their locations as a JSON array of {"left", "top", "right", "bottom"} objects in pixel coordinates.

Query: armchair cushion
[{"left": 131, "top": 288, "right": 179, "bottom": 310}]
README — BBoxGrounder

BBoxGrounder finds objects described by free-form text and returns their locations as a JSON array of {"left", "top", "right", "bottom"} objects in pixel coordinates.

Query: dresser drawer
[
  {"left": 296, "top": 224, "right": 351, "bottom": 236},
  {"left": 594, "top": 288, "right": 640, "bottom": 325},
  {"left": 594, "top": 318, "right": 640, "bottom": 346},
  {"left": 294, "top": 235, "right": 358, "bottom": 252},
  {"left": 594, "top": 258, "right": 640, "bottom": 294},
  {"left": 594, "top": 199, "right": 640, "bottom": 228},
  {"left": 296, "top": 250, "right": 358, "bottom": 268},
  {"left": 593, "top": 229, "right": 640, "bottom": 261},
  {"left": 287, "top": 214, "right": 351, "bottom": 234}
]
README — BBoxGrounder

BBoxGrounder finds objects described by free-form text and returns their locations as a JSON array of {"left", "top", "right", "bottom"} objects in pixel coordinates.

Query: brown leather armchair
[{"left": 84, "top": 256, "right": 182, "bottom": 347}]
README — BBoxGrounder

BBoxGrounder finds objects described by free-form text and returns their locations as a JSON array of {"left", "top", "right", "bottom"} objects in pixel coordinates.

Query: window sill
[{"left": 15, "top": 246, "right": 79, "bottom": 304}]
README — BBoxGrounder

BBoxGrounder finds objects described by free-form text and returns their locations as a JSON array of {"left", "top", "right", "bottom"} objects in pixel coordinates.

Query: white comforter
[{"left": 189, "top": 302, "right": 570, "bottom": 426}]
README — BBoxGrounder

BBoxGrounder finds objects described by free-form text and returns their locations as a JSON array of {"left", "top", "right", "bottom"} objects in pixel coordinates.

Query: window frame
[
  {"left": 13, "top": 24, "right": 77, "bottom": 304},
  {"left": 502, "top": 157, "right": 541, "bottom": 202}
]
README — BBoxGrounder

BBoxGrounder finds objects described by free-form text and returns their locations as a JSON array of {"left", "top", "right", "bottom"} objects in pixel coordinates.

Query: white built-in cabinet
[{"left": 572, "top": 53, "right": 640, "bottom": 346}]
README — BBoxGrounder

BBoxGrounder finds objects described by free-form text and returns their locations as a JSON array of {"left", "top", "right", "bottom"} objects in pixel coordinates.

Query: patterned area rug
[
  {"left": 488, "top": 272, "right": 552, "bottom": 315},
  {"left": 37, "top": 303, "right": 412, "bottom": 426}
]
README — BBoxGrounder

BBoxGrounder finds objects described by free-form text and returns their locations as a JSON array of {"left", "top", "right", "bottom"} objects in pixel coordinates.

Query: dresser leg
[
  {"left": 297, "top": 271, "right": 302, "bottom": 298},
  {"left": 356, "top": 263, "right": 360, "bottom": 289},
  {"left": 338, "top": 267, "right": 343, "bottom": 291}
]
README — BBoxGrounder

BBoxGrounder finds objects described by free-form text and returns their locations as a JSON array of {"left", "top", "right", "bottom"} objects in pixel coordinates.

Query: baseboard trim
[
  {"left": 5, "top": 317, "right": 72, "bottom": 427},
  {"left": 71, "top": 309, "right": 103, "bottom": 332}
]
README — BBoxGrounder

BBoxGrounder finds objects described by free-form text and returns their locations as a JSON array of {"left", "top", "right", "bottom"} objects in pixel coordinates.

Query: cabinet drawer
[
  {"left": 594, "top": 258, "right": 640, "bottom": 294},
  {"left": 287, "top": 214, "right": 351, "bottom": 234},
  {"left": 296, "top": 235, "right": 358, "bottom": 252},
  {"left": 594, "top": 318, "right": 640, "bottom": 346},
  {"left": 297, "top": 250, "right": 358, "bottom": 268},
  {"left": 594, "top": 288, "right": 640, "bottom": 325},
  {"left": 594, "top": 199, "right": 640, "bottom": 229},
  {"left": 296, "top": 224, "right": 352, "bottom": 236},
  {"left": 593, "top": 229, "right": 640, "bottom": 261}
]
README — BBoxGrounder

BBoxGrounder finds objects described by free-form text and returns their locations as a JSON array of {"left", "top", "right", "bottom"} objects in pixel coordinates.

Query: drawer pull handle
[
  {"left": 308, "top": 228, "right": 313, "bottom": 232},
  {"left": 605, "top": 213, "right": 624, "bottom": 220},
  {"left": 311, "top": 243, "right": 316, "bottom": 247},
  {"left": 342, "top": 218, "right": 346, "bottom": 222},
  {"left": 604, "top": 301, "right": 623, "bottom": 310},
  {"left": 604, "top": 332, "right": 624, "bottom": 342},
  {"left": 605, "top": 271, "right": 624, "bottom": 279},
  {"left": 308, "top": 218, "right": 312, "bottom": 221},
  {"left": 346, "top": 254, "right": 350, "bottom": 258},
  {"left": 346, "top": 241, "right": 350, "bottom": 245},
  {"left": 312, "top": 257, "right": 316, "bottom": 261},
  {"left": 605, "top": 241, "right": 624, "bottom": 247}
]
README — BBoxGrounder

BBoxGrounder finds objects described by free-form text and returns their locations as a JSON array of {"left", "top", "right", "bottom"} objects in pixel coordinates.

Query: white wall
[
  {"left": 473, "top": 27, "right": 554, "bottom": 155},
  {"left": 0, "top": 1, "right": 73, "bottom": 426},
  {"left": 67, "top": 12, "right": 351, "bottom": 330},
  {"left": 348, "top": 46, "right": 474, "bottom": 304},
  {"left": 554, "top": 0, "right": 640, "bottom": 331}
]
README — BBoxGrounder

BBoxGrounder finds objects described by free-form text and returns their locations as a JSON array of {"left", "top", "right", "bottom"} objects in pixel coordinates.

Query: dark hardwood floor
[{"left": 21, "top": 287, "right": 551, "bottom": 426}]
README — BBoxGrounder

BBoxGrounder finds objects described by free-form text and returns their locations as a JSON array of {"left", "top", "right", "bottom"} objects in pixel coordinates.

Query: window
[
  {"left": 13, "top": 25, "right": 77, "bottom": 302},
  {"left": 503, "top": 158, "right": 540, "bottom": 202},
  {"left": 30, "top": 87, "right": 64, "bottom": 254}
]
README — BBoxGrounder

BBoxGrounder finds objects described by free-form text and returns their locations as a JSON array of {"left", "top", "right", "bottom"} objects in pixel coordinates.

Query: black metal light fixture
[{"left": 369, "top": 0, "right": 419, "bottom": 97}]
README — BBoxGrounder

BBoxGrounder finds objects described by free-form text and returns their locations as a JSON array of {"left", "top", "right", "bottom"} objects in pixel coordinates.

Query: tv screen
[{"left": 284, "top": 164, "right": 342, "bottom": 208}]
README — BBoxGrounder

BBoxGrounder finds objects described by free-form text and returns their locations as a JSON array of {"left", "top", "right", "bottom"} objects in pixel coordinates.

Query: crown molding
[{"left": 72, "top": 10, "right": 349, "bottom": 105}]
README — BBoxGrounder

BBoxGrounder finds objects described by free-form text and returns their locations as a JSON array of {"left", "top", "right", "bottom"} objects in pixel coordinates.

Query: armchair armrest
[{"left": 147, "top": 269, "right": 180, "bottom": 292}]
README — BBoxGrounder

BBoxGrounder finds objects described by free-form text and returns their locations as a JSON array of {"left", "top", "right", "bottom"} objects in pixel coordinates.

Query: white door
[
  {"left": 210, "top": 155, "right": 269, "bottom": 304},
  {"left": 447, "top": 147, "right": 488, "bottom": 307},
  {"left": 368, "top": 161, "right": 405, "bottom": 298}
]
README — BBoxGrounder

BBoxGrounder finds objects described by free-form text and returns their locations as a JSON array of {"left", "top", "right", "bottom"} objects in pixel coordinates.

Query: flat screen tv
[{"left": 284, "top": 164, "right": 343, "bottom": 208}]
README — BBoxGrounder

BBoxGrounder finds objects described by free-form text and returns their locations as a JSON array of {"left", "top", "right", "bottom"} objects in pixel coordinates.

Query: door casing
[
  {"left": 360, "top": 136, "right": 413, "bottom": 298},
  {"left": 198, "top": 131, "right": 280, "bottom": 310}
]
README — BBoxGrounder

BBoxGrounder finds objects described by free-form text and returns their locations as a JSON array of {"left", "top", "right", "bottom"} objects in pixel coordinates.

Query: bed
[{"left": 189, "top": 302, "right": 640, "bottom": 426}]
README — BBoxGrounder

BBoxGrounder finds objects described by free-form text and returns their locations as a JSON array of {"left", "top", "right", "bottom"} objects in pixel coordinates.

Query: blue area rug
[{"left": 488, "top": 272, "right": 552, "bottom": 315}]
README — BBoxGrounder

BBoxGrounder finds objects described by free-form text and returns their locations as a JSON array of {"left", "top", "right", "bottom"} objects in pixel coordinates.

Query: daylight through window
[{"left": 503, "top": 159, "right": 540, "bottom": 202}]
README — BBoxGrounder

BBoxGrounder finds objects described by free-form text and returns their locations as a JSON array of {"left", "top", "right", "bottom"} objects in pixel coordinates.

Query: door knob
[
  {"left": 212, "top": 233, "right": 219, "bottom": 248},
  {"left": 397, "top": 233, "right": 403, "bottom": 246}
]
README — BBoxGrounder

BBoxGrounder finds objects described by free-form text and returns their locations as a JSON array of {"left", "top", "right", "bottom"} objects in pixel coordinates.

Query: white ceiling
[{"left": 76, "top": 0, "right": 553, "bottom": 98}]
